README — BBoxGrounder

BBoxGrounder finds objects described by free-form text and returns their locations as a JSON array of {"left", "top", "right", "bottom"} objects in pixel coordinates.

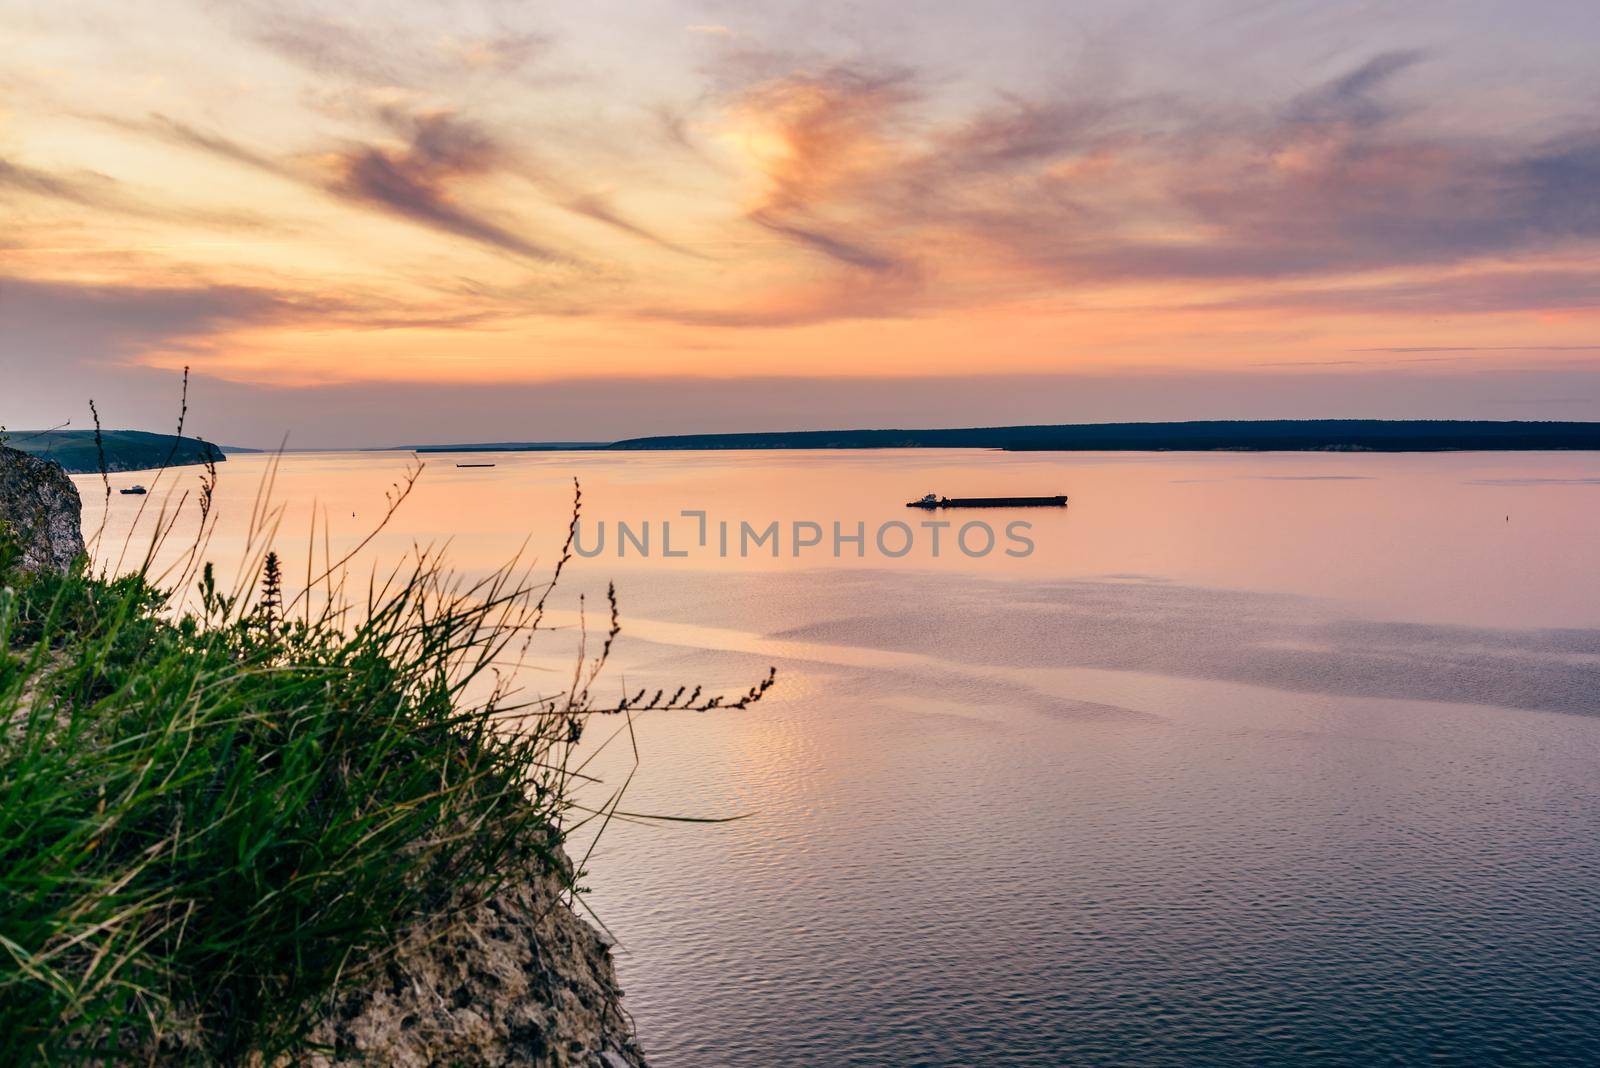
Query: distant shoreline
[
  {"left": 398, "top": 442, "right": 610, "bottom": 454},
  {"left": 35, "top": 421, "right": 1600, "bottom": 461},
  {"left": 602, "top": 420, "right": 1600, "bottom": 453}
]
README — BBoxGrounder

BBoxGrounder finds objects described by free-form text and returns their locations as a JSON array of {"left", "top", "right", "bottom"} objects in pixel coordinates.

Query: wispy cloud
[
  {"left": 1357, "top": 345, "right": 1600, "bottom": 353},
  {"left": 690, "top": 49, "right": 1600, "bottom": 320},
  {"left": 636, "top": 269, "right": 923, "bottom": 327},
  {"left": 563, "top": 193, "right": 704, "bottom": 257},
  {"left": 0, "top": 276, "right": 339, "bottom": 377},
  {"left": 1, "top": 153, "right": 274, "bottom": 231},
  {"left": 0, "top": 157, "right": 116, "bottom": 207},
  {"left": 244, "top": 6, "right": 550, "bottom": 88},
  {"left": 722, "top": 65, "right": 915, "bottom": 273},
  {"left": 98, "top": 108, "right": 563, "bottom": 262},
  {"left": 0, "top": 274, "right": 504, "bottom": 378},
  {"left": 134, "top": 116, "right": 295, "bottom": 179},
  {"left": 1285, "top": 49, "right": 1426, "bottom": 127},
  {"left": 326, "top": 109, "right": 561, "bottom": 262},
  {"left": 747, "top": 212, "right": 897, "bottom": 272},
  {"left": 1205, "top": 269, "right": 1600, "bottom": 315}
]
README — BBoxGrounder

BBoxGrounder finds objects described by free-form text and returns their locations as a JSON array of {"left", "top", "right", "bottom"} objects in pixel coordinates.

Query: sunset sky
[{"left": 4, "top": 0, "right": 1600, "bottom": 446}]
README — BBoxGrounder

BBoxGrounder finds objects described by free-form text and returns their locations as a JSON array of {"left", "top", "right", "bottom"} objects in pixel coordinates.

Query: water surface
[{"left": 80, "top": 449, "right": 1600, "bottom": 1066}]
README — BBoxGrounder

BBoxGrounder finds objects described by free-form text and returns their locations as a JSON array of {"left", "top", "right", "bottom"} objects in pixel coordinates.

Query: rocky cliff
[
  {"left": 0, "top": 445, "right": 85, "bottom": 573},
  {"left": 307, "top": 863, "right": 647, "bottom": 1068}
]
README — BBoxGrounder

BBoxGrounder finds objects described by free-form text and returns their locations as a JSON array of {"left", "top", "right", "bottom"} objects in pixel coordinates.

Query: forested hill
[
  {"left": 609, "top": 420, "right": 1600, "bottom": 452},
  {"left": 4, "top": 430, "right": 227, "bottom": 473}
]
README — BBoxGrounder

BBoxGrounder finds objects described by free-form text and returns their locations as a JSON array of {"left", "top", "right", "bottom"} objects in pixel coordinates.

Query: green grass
[{"left": 0, "top": 475, "right": 773, "bottom": 1063}]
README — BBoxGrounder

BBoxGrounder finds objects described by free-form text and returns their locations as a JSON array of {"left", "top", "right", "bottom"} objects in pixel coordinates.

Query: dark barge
[{"left": 906, "top": 493, "right": 1067, "bottom": 509}]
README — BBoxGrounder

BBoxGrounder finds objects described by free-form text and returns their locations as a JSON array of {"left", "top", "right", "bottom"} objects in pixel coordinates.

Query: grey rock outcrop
[
  {"left": 0, "top": 445, "right": 85, "bottom": 574},
  {"left": 306, "top": 856, "right": 647, "bottom": 1067}
]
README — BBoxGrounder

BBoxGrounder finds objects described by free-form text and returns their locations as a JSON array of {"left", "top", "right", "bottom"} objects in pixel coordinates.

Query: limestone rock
[
  {"left": 0, "top": 445, "right": 85, "bottom": 574},
  {"left": 305, "top": 859, "right": 648, "bottom": 1068}
]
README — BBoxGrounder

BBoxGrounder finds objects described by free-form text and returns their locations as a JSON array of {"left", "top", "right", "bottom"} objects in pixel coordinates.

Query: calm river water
[{"left": 80, "top": 449, "right": 1600, "bottom": 1066}]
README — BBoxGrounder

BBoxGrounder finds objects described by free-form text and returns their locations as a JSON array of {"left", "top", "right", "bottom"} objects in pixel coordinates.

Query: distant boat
[
  {"left": 906, "top": 492, "right": 1067, "bottom": 509},
  {"left": 119, "top": 484, "right": 148, "bottom": 495},
  {"left": 455, "top": 463, "right": 496, "bottom": 468}
]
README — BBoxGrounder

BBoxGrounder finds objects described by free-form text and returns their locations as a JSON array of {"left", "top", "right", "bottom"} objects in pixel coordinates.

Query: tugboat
[
  {"left": 906, "top": 491, "right": 1067, "bottom": 509},
  {"left": 119, "top": 484, "right": 148, "bottom": 495}
]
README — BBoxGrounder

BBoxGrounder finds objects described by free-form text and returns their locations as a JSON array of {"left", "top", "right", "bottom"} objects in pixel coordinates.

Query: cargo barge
[{"left": 906, "top": 493, "right": 1067, "bottom": 509}]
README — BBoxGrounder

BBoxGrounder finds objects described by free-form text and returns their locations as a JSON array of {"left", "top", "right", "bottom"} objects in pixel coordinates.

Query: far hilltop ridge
[
  {"left": 412, "top": 419, "right": 1600, "bottom": 454},
  {"left": 13, "top": 420, "right": 1600, "bottom": 475}
]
